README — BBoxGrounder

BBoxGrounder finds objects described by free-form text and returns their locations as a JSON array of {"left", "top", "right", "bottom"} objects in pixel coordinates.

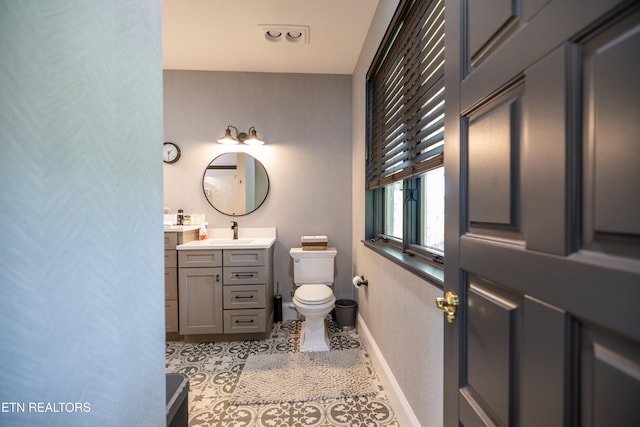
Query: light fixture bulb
[
  {"left": 217, "top": 128, "right": 239, "bottom": 145},
  {"left": 243, "top": 128, "right": 264, "bottom": 145}
]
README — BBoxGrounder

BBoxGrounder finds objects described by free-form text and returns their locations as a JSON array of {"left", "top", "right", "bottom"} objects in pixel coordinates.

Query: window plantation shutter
[{"left": 366, "top": 0, "right": 445, "bottom": 190}]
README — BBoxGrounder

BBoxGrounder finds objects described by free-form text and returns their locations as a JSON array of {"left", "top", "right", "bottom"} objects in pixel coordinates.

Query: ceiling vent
[{"left": 258, "top": 25, "right": 310, "bottom": 44}]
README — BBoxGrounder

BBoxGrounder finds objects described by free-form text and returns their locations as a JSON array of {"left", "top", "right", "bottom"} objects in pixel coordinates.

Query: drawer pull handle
[
  {"left": 235, "top": 295, "right": 254, "bottom": 299},
  {"left": 234, "top": 273, "right": 255, "bottom": 278},
  {"left": 235, "top": 319, "right": 255, "bottom": 324}
]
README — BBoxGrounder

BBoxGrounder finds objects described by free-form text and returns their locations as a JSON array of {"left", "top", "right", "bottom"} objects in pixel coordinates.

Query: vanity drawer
[
  {"left": 222, "top": 266, "right": 267, "bottom": 285},
  {"left": 179, "top": 250, "right": 222, "bottom": 268},
  {"left": 223, "top": 249, "right": 265, "bottom": 267},
  {"left": 165, "top": 300, "right": 179, "bottom": 333},
  {"left": 224, "top": 309, "right": 266, "bottom": 333},
  {"left": 164, "top": 233, "right": 178, "bottom": 250},
  {"left": 165, "top": 250, "right": 177, "bottom": 268},
  {"left": 224, "top": 285, "right": 266, "bottom": 309}
]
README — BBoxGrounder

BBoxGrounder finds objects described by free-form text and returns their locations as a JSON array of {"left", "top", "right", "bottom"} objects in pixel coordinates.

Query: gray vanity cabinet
[
  {"left": 178, "top": 250, "right": 223, "bottom": 335},
  {"left": 164, "top": 229, "right": 197, "bottom": 334},
  {"left": 177, "top": 246, "right": 274, "bottom": 340}
]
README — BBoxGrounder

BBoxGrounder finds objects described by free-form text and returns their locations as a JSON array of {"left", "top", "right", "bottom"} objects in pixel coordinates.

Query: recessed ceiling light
[
  {"left": 265, "top": 30, "right": 282, "bottom": 41},
  {"left": 258, "top": 25, "right": 310, "bottom": 44},
  {"left": 286, "top": 31, "right": 303, "bottom": 42}
]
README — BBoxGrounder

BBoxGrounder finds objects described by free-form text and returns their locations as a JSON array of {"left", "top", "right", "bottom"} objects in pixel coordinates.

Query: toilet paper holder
[{"left": 352, "top": 275, "right": 368, "bottom": 287}]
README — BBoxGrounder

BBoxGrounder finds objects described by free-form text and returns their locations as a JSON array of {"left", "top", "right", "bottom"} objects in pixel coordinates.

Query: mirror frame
[{"left": 202, "top": 152, "right": 270, "bottom": 216}]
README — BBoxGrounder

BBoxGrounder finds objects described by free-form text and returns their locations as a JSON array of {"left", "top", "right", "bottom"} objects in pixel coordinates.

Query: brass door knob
[{"left": 436, "top": 291, "right": 459, "bottom": 323}]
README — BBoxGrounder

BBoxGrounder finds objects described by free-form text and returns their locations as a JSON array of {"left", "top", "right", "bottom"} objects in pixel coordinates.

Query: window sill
[{"left": 362, "top": 240, "right": 444, "bottom": 289}]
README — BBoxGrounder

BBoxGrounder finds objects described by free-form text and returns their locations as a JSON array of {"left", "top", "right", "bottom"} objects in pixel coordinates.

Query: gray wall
[
  {"left": 351, "top": 1, "right": 444, "bottom": 425},
  {"left": 163, "top": 71, "right": 353, "bottom": 301},
  {"left": 0, "top": 2, "right": 165, "bottom": 427}
]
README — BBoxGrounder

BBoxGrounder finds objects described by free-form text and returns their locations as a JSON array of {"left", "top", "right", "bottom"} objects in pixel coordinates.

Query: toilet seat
[{"left": 294, "top": 284, "right": 334, "bottom": 305}]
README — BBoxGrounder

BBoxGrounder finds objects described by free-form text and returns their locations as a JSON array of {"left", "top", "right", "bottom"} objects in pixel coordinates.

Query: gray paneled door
[{"left": 442, "top": 0, "right": 640, "bottom": 426}]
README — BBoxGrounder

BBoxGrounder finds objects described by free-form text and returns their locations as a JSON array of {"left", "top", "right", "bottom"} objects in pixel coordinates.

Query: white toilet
[{"left": 290, "top": 247, "right": 337, "bottom": 352}]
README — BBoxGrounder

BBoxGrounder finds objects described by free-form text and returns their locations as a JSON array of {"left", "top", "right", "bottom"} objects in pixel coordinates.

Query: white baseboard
[{"left": 357, "top": 314, "right": 420, "bottom": 427}]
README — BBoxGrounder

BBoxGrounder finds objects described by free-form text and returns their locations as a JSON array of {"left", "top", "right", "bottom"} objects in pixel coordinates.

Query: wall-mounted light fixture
[{"left": 217, "top": 125, "right": 265, "bottom": 145}]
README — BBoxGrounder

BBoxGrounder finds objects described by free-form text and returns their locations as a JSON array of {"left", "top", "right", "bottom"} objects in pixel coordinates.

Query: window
[
  {"left": 384, "top": 181, "right": 403, "bottom": 238},
  {"left": 365, "top": 0, "right": 445, "bottom": 269},
  {"left": 420, "top": 167, "right": 444, "bottom": 252}
]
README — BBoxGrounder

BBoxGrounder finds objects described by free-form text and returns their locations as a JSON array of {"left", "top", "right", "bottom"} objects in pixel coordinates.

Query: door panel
[
  {"left": 467, "top": 88, "right": 522, "bottom": 228},
  {"left": 444, "top": 0, "right": 640, "bottom": 426},
  {"left": 460, "top": 0, "right": 627, "bottom": 113},
  {"left": 468, "top": 0, "right": 518, "bottom": 65},
  {"left": 467, "top": 82, "right": 524, "bottom": 242},
  {"left": 583, "top": 9, "right": 640, "bottom": 248},
  {"left": 466, "top": 280, "right": 521, "bottom": 426},
  {"left": 581, "top": 327, "right": 640, "bottom": 426},
  {"left": 460, "top": 387, "right": 498, "bottom": 427},
  {"left": 462, "top": 292, "right": 573, "bottom": 427}
]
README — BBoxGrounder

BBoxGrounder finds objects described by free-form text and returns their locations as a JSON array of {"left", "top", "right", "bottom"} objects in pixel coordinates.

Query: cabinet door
[{"left": 178, "top": 267, "right": 223, "bottom": 335}]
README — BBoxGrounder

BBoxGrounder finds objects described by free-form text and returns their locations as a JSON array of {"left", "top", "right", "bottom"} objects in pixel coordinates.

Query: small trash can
[
  {"left": 335, "top": 299, "right": 357, "bottom": 330},
  {"left": 166, "top": 373, "right": 189, "bottom": 427}
]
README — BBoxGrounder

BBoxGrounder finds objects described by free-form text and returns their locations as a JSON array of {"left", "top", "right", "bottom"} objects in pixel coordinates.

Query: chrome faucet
[{"left": 230, "top": 221, "right": 238, "bottom": 240}]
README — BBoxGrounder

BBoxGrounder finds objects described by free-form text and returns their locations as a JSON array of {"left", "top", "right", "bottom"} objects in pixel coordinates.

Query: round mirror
[{"left": 202, "top": 153, "right": 270, "bottom": 216}]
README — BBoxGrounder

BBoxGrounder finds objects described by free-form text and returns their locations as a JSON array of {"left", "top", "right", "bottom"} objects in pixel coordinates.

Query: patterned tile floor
[{"left": 165, "top": 319, "right": 399, "bottom": 426}]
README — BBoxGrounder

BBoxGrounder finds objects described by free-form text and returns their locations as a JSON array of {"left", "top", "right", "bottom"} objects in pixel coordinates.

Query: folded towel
[{"left": 301, "top": 235, "right": 328, "bottom": 244}]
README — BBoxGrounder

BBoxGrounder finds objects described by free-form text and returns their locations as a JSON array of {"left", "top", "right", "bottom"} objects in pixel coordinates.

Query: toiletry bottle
[
  {"left": 199, "top": 223, "right": 208, "bottom": 240},
  {"left": 177, "top": 209, "right": 184, "bottom": 225}
]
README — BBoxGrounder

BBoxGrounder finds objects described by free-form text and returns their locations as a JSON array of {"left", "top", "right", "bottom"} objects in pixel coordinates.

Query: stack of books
[{"left": 301, "top": 235, "right": 328, "bottom": 251}]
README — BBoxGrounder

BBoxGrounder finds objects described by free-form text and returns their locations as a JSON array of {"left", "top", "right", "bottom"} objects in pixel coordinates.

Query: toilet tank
[{"left": 290, "top": 247, "right": 337, "bottom": 284}]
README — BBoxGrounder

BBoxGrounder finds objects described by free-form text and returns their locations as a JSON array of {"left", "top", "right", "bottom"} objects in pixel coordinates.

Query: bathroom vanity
[{"left": 176, "top": 228, "right": 276, "bottom": 342}]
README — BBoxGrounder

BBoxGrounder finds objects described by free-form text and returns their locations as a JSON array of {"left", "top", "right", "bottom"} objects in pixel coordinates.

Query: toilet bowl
[
  {"left": 293, "top": 284, "right": 336, "bottom": 352},
  {"left": 290, "top": 247, "right": 337, "bottom": 352}
]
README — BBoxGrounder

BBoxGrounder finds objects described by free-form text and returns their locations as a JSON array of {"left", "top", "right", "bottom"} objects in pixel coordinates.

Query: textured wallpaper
[
  {"left": 0, "top": 1, "right": 165, "bottom": 426},
  {"left": 163, "top": 70, "right": 354, "bottom": 304}
]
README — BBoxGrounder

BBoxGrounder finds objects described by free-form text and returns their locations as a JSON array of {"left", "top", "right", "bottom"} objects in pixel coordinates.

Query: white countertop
[{"left": 176, "top": 227, "right": 276, "bottom": 250}]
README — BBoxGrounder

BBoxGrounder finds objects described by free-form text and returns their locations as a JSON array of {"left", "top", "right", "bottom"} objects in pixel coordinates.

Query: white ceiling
[{"left": 163, "top": 0, "right": 380, "bottom": 75}]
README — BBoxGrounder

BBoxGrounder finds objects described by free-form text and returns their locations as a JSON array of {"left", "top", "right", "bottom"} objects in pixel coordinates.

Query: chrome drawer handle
[
  {"left": 235, "top": 319, "right": 254, "bottom": 324},
  {"left": 234, "top": 273, "right": 255, "bottom": 278},
  {"left": 234, "top": 295, "right": 254, "bottom": 299}
]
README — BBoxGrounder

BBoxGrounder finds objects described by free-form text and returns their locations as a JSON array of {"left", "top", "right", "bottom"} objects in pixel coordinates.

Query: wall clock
[{"left": 163, "top": 142, "right": 181, "bottom": 164}]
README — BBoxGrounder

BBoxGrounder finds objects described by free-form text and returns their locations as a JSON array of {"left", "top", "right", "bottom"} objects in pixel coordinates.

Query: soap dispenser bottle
[
  {"left": 199, "top": 222, "right": 208, "bottom": 240},
  {"left": 177, "top": 209, "right": 184, "bottom": 225}
]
